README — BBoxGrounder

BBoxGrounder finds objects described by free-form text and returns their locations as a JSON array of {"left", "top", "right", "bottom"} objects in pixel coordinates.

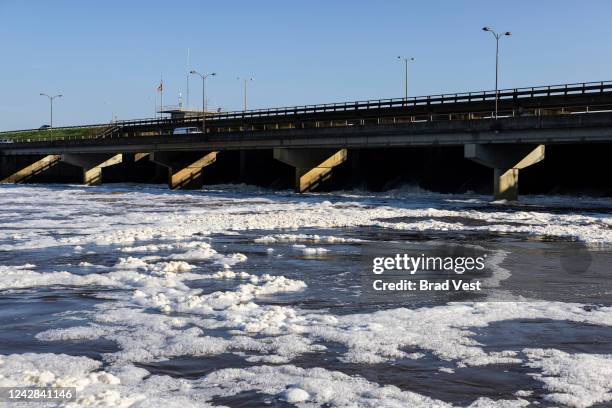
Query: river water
[{"left": 0, "top": 184, "right": 611, "bottom": 407}]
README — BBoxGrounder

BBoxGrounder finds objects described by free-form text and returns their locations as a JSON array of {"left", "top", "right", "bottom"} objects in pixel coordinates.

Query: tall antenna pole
[{"left": 186, "top": 48, "right": 190, "bottom": 109}]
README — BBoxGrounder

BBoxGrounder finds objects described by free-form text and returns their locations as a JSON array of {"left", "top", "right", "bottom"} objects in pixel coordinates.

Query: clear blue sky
[{"left": 1, "top": 0, "right": 611, "bottom": 130}]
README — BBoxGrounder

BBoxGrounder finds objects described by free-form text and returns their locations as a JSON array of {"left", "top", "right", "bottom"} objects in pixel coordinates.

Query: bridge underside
[{"left": 1, "top": 143, "right": 611, "bottom": 200}]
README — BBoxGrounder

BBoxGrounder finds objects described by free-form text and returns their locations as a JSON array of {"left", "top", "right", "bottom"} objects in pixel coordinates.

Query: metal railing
[{"left": 186, "top": 80, "right": 612, "bottom": 120}]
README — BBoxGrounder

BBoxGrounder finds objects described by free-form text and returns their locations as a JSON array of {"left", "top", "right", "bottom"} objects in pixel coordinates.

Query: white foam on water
[
  {"left": 306, "top": 302, "right": 612, "bottom": 366},
  {"left": 255, "top": 233, "right": 362, "bottom": 244},
  {"left": 523, "top": 348, "right": 612, "bottom": 408},
  {"left": 3, "top": 352, "right": 534, "bottom": 408},
  {"left": 1, "top": 185, "right": 611, "bottom": 407},
  {"left": 1, "top": 186, "right": 610, "bottom": 256},
  {"left": 301, "top": 247, "right": 329, "bottom": 255},
  {"left": 0, "top": 265, "right": 119, "bottom": 291},
  {"left": 203, "top": 364, "right": 453, "bottom": 407},
  {"left": 0, "top": 353, "right": 217, "bottom": 407},
  {"left": 120, "top": 244, "right": 175, "bottom": 253},
  {"left": 291, "top": 244, "right": 329, "bottom": 255},
  {"left": 7, "top": 241, "right": 612, "bottom": 384},
  {"left": 30, "top": 259, "right": 612, "bottom": 370}
]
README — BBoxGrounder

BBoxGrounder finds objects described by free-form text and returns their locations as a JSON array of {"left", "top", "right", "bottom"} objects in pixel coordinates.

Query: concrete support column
[
  {"left": 134, "top": 153, "right": 150, "bottom": 162},
  {"left": 274, "top": 148, "right": 347, "bottom": 192},
  {"left": 150, "top": 151, "right": 218, "bottom": 189},
  {"left": 239, "top": 150, "right": 247, "bottom": 180},
  {"left": 0, "top": 155, "right": 62, "bottom": 184},
  {"left": 465, "top": 144, "right": 545, "bottom": 200},
  {"left": 61, "top": 153, "right": 123, "bottom": 185}
]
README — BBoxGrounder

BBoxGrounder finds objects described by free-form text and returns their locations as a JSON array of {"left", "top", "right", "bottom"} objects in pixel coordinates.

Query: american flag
[{"left": 157, "top": 80, "right": 163, "bottom": 92}]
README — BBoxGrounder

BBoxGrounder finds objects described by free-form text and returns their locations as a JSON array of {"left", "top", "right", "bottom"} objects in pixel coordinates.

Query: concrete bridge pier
[
  {"left": 61, "top": 153, "right": 123, "bottom": 185},
  {"left": 273, "top": 148, "right": 348, "bottom": 192},
  {"left": 464, "top": 144, "right": 545, "bottom": 200},
  {"left": 134, "top": 153, "right": 150, "bottom": 162},
  {"left": 150, "top": 151, "right": 218, "bottom": 189},
  {"left": 0, "top": 155, "right": 62, "bottom": 184}
]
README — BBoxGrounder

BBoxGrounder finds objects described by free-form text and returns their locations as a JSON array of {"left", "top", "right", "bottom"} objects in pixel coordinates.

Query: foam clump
[
  {"left": 0, "top": 353, "right": 145, "bottom": 407},
  {"left": 169, "top": 247, "right": 217, "bottom": 261},
  {"left": 36, "top": 326, "right": 110, "bottom": 341},
  {"left": 0, "top": 352, "right": 221, "bottom": 407},
  {"left": 524, "top": 348, "right": 612, "bottom": 408},
  {"left": 0, "top": 265, "right": 118, "bottom": 290},
  {"left": 283, "top": 387, "right": 310, "bottom": 403},
  {"left": 255, "top": 234, "right": 361, "bottom": 244},
  {"left": 301, "top": 247, "right": 329, "bottom": 255},
  {"left": 205, "top": 364, "right": 452, "bottom": 407},
  {"left": 115, "top": 257, "right": 149, "bottom": 269},
  {"left": 212, "top": 270, "right": 251, "bottom": 280},
  {"left": 120, "top": 244, "right": 175, "bottom": 253},
  {"left": 149, "top": 261, "right": 194, "bottom": 274}
]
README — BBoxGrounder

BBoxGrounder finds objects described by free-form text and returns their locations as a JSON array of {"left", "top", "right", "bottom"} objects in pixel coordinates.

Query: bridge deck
[
  {"left": 3, "top": 112, "right": 612, "bottom": 155},
  {"left": 2, "top": 81, "right": 612, "bottom": 154}
]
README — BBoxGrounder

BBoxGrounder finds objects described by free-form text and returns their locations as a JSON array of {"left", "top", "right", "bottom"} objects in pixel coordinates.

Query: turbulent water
[{"left": 0, "top": 183, "right": 611, "bottom": 408}]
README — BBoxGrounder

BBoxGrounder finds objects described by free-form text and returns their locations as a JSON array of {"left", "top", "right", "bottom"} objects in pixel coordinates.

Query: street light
[
  {"left": 482, "top": 26, "right": 511, "bottom": 118},
  {"left": 237, "top": 76, "right": 254, "bottom": 111},
  {"left": 189, "top": 70, "right": 217, "bottom": 134},
  {"left": 39, "top": 93, "right": 62, "bottom": 128},
  {"left": 396, "top": 56, "right": 415, "bottom": 100}
]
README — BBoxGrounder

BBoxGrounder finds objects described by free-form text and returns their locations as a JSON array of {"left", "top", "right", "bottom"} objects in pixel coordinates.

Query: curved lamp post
[
  {"left": 40, "top": 93, "right": 62, "bottom": 128},
  {"left": 482, "top": 27, "right": 511, "bottom": 118},
  {"left": 189, "top": 70, "right": 216, "bottom": 133}
]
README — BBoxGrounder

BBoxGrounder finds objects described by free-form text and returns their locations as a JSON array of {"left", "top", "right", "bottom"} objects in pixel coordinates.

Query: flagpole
[{"left": 159, "top": 75, "right": 163, "bottom": 118}]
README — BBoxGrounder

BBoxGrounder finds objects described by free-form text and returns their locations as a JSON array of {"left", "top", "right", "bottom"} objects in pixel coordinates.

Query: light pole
[
  {"left": 39, "top": 93, "right": 62, "bottom": 128},
  {"left": 237, "top": 76, "right": 254, "bottom": 111},
  {"left": 396, "top": 56, "right": 415, "bottom": 100},
  {"left": 190, "top": 70, "right": 216, "bottom": 134},
  {"left": 482, "top": 26, "right": 511, "bottom": 118}
]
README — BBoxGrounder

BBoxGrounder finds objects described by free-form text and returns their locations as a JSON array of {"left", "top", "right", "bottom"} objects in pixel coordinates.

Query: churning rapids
[{"left": 0, "top": 183, "right": 611, "bottom": 408}]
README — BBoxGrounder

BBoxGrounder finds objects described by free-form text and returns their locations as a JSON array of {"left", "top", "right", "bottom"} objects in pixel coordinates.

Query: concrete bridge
[{"left": 2, "top": 81, "right": 612, "bottom": 200}]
